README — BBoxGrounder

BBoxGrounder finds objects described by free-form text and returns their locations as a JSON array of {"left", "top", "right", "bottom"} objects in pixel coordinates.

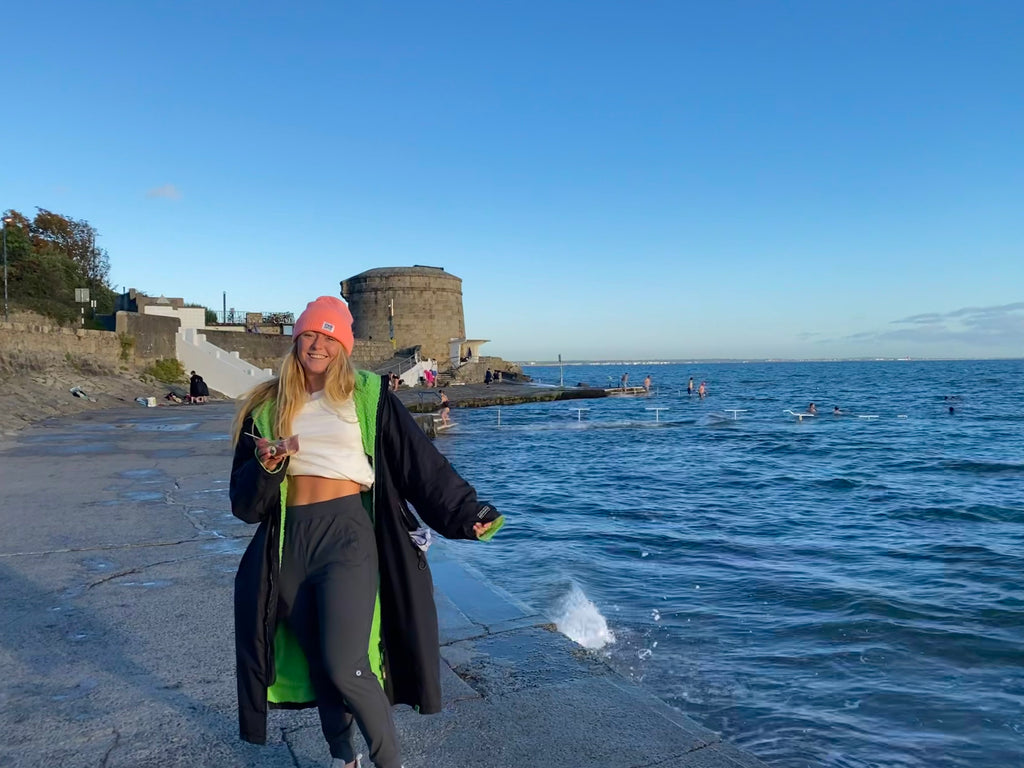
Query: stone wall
[
  {"left": 351, "top": 339, "right": 399, "bottom": 369},
  {"left": 0, "top": 305, "right": 452, "bottom": 383},
  {"left": 115, "top": 311, "right": 180, "bottom": 363},
  {"left": 0, "top": 319, "right": 124, "bottom": 376},
  {"left": 198, "top": 332, "right": 396, "bottom": 373},
  {"left": 202, "top": 330, "right": 292, "bottom": 372},
  {"left": 447, "top": 357, "right": 527, "bottom": 384},
  {"left": 342, "top": 266, "right": 465, "bottom": 363}
]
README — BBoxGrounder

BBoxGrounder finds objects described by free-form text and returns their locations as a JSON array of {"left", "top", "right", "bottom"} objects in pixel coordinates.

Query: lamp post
[{"left": 2, "top": 216, "right": 12, "bottom": 323}]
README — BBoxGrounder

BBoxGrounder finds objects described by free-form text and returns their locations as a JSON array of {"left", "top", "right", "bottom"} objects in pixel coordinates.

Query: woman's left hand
[{"left": 472, "top": 521, "right": 494, "bottom": 539}]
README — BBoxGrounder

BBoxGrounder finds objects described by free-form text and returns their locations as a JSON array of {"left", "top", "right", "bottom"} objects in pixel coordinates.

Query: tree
[
  {"left": 31, "top": 208, "right": 111, "bottom": 288},
  {"left": 2, "top": 207, "right": 117, "bottom": 322}
]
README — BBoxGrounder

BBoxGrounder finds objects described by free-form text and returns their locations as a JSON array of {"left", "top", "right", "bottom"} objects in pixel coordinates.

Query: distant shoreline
[{"left": 519, "top": 357, "right": 1024, "bottom": 366}]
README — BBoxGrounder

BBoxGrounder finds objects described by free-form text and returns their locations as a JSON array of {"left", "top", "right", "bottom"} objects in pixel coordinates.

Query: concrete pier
[
  {"left": 397, "top": 381, "right": 610, "bottom": 413},
  {"left": 0, "top": 402, "right": 766, "bottom": 768}
]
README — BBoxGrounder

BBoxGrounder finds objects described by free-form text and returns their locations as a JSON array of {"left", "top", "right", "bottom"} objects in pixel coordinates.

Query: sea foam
[{"left": 553, "top": 583, "right": 616, "bottom": 649}]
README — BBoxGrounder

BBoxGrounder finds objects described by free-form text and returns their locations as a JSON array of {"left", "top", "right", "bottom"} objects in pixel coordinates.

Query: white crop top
[{"left": 286, "top": 391, "right": 374, "bottom": 490}]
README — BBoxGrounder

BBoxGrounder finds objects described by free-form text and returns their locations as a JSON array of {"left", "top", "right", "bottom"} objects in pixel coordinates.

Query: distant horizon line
[{"left": 515, "top": 356, "right": 1024, "bottom": 366}]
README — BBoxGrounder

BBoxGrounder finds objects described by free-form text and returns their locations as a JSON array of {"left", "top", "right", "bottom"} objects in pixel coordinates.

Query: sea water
[{"left": 439, "top": 359, "right": 1024, "bottom": 768}]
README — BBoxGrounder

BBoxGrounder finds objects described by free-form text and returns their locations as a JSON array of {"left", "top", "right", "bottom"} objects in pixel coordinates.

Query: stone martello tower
[{"left": 340, "top": 266, "right": 465, "bottom": 363}]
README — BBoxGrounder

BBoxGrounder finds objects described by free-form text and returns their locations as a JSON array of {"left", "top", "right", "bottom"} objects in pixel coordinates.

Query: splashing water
[{"left": 553, "top": 583, "right": 616, "bottom": 649}]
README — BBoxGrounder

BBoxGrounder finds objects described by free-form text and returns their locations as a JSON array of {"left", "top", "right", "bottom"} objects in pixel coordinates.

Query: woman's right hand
[{"left": 256, "top": 438, "right": 286, "bottom": 472}]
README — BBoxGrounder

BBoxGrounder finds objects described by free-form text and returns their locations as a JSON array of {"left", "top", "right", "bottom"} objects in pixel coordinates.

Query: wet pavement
[{"left": 0, "top": 402, "right": 766, "bottom": 768}]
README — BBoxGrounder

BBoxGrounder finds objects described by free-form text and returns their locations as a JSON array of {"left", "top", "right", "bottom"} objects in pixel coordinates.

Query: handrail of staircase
[{"left": 371, "top": 352, "right": 420, "bottom": 377}]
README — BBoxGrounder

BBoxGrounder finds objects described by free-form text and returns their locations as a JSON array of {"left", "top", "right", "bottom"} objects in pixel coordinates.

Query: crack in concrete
[
  {"left": 86, "top": 553, "right": 209, "bottom": 589},
  {"left": 182, "top": 507, "right": 231, "bottom": 539},
  {"left": 99, "top": 726, "right": 121, "bottom": 767},
  {"left": 281, "top": 727, "right": 303, "bottom": 768},
  {"left": 441, "top": 616, "right": 552, "bottom": 648},
  {"left": 0, "top": 538, "right": 210, "bottom": 559},
  {"left": 645, "top": 739, "right": 723, "bottom": 768}
]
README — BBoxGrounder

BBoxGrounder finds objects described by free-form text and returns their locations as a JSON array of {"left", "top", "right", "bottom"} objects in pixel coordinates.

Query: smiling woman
[{"left": 227, "top": 295, "right": 505, "bottom": 768}]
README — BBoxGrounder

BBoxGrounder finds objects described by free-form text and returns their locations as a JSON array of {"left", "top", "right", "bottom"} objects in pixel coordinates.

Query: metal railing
[
  {"left": 211, "top": 310, "right": 294, "bottom": 326},
  {"left": 372, "top": 352, "right": 420, "bottom": 377}
]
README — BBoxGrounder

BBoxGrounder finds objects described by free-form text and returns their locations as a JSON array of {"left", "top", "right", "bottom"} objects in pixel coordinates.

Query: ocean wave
[
  {"left": 885, "top": 505, "right": 1023, "bottom": 523},
  {"left": 939, "top": 459, "right": 1024, "bottom": 474}
]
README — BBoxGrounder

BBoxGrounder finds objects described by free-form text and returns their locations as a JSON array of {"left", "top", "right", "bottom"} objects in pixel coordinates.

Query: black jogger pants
[{"left": 278, "top": 496, "right": 401, "bottom": 768}]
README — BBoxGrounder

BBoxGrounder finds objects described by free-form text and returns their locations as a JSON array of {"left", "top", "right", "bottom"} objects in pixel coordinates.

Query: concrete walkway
[{"left": 0, "top": 402, "right": 766, "bottom": 768}]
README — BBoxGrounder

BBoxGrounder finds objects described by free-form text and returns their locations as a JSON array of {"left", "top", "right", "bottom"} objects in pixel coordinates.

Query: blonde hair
[{"left": 231, "top": 339, "right": 357, "bottom": 445}]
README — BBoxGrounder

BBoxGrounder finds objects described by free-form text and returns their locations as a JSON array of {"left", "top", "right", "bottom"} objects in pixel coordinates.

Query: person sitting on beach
[
  {"left": 228, "top": 296, "right": 503, "bottom": 768},
  {"left": 196, "top": 375, "right": 210, "bottom": 403}
]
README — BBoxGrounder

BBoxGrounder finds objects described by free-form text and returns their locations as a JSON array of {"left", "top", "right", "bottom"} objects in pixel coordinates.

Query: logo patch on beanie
[{"left": 321, "top": 321, "right": 335, "bottom": 332}]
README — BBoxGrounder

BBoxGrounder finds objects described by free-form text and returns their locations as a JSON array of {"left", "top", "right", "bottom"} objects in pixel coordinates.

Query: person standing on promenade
[
  {"left": 229, "top": 296, "right": 504, "bottom": 768},
  {"left": 189, "top": 370, "right": 203, "bottom": 403},
  {"left": 438, "top": 389, "right": 451, "bottom": 424},
  {"left": 687, "top": 377, "right": 694, "bottom": 396},
  {"left": 621, "top": 372, "right": 629, "bottom": 389},
  {"left": 643, "top": 374, "right": 651, "bottom": 393}
]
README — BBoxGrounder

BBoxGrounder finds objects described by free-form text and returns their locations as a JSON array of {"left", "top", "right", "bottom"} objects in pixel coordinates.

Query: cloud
[
  {"left": 893, "top": 312, "right": 943, "bottom": 326},
  {"left": 145, "top": 184, "right": 182, "bottom": 200},
  {"left": 838, "top": 302, "right": 1024, "bottom": 349}
]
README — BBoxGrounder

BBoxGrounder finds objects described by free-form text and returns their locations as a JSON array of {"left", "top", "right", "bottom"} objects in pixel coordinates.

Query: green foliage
[
  {"left": 3, "top": 207, "right": 116, "bottom": 325},
  {"left": 144, "top": 358, "right": 186, "bottom": 383},
  {"left": 117, "top": 332, "right": 135, "bottom": 362},
  {"left": 14, "top": 296, "right": 80, "bottom": 326}
]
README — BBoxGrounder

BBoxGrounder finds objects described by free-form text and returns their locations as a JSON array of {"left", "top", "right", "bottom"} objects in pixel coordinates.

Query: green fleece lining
[{"left": 254, "top": 371, "right": 383, "bottom": 706}]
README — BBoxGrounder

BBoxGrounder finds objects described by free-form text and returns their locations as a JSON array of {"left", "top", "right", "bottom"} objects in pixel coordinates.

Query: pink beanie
[{"left": 293, "top": 296, "right": 355, "bottom": 355}]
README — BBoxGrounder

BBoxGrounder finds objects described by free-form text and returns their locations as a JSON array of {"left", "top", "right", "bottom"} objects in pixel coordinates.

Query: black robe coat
[{"left": 229, "top": 374, "right": 500, "bottom": 744}]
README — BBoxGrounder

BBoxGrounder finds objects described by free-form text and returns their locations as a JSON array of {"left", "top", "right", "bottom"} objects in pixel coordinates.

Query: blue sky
[{"left": 3, "top": 1, "right": 1022, "bottom": 361}]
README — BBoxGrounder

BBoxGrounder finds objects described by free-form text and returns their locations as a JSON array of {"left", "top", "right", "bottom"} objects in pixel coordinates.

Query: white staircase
[
  {"left": 176, "top": 328, "right": 274, "bottom": 399},
  {"left": 399, "top": 358, "right": 437, "bottom": 388}
]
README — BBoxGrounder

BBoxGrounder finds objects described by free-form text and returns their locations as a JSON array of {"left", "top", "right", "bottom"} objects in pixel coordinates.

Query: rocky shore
[{"left": 0, "top": 365, "right": 166, "bottom": 437}]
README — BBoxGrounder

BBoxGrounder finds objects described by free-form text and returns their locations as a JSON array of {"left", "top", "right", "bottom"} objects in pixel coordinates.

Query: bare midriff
[{"left": 287, "top": 475, "right": 364, "bottom": 506}]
